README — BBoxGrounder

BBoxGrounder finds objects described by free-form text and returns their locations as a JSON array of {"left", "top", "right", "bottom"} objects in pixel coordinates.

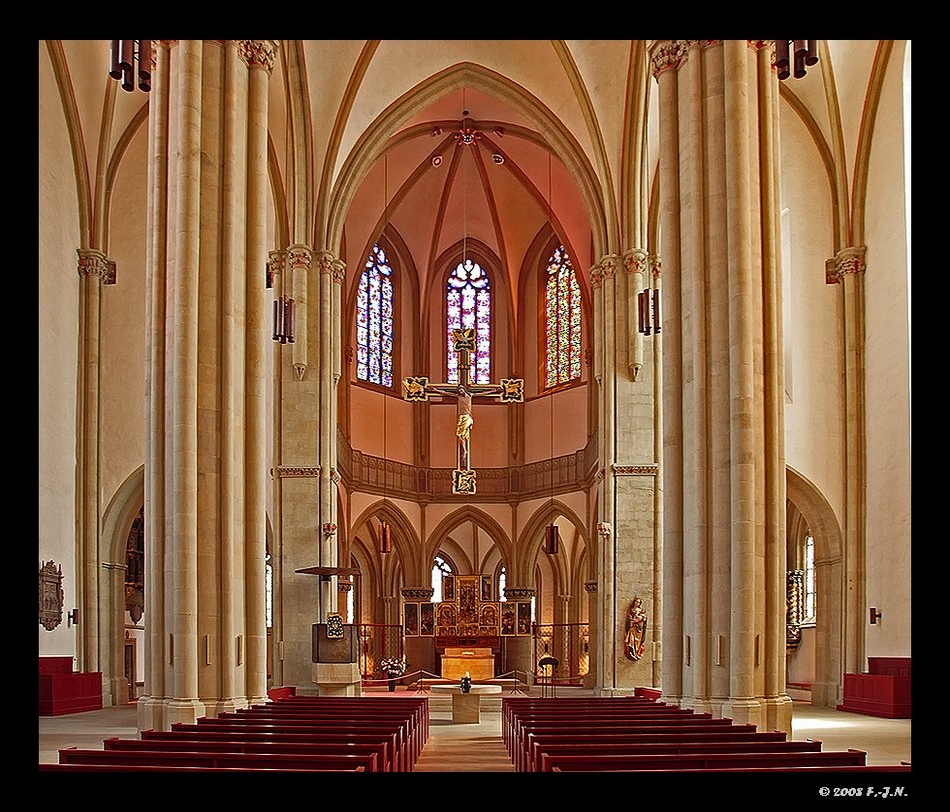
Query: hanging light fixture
[
  {"left": 543, "top": 150, "right": 559, "bottom": 557},
  {"left": 775, "top": 40, "right": 819, "bottom": 81},
  {"left": 109, "top": 40, "right": 152, "bottom": 93}
]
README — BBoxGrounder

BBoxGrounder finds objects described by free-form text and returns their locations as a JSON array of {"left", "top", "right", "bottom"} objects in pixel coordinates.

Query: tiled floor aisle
[{"left": 39, "top": 688, "right": 911, "bottom": 773}]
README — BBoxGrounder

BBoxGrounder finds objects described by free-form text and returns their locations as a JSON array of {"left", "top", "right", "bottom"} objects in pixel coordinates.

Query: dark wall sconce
[
  {"left": 637, "top": 287, "right": 661, "bottom": 336},
  {"left": 379, "top": 523, "right": 392, "bottom": 554},
  {"left": 272, "top": 296, "right": 296, "bottom": 344},
  {"left": 869, "top": 607, "right": 882, "bottom": 624},
  {"left": 67, "top": 608, "right": 79, "bottom": 627}
]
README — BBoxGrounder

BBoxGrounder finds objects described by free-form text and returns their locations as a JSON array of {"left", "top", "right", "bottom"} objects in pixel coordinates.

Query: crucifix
[{"left": 404, "top": 327, "right": 524, "bottom": 494}]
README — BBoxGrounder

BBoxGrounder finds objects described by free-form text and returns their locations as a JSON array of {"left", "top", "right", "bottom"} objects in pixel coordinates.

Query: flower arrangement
[{"left": 380, "top": 656, "right": 407, "bottom": 677}]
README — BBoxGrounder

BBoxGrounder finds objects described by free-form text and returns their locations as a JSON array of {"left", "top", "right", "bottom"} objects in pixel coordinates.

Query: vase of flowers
[{"left": 380, "top": 656, "right": 406, "bottom": 692}]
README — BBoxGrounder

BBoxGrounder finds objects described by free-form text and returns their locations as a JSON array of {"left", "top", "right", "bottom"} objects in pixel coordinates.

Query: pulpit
[{"left": 440, "top": 647, "right": 495, "bottom": 681}]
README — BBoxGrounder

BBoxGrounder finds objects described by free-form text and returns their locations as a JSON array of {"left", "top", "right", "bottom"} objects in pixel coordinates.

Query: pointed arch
[
  {"left": 425, "top": 505, "right": 514, "bottom": 574},
  {"left": 517, "top": 498, "right": 587, "bottom": 583},
  {"left": 326, "top": 61, "right": 609, "bottom": 262},
  {"left": 99, "top": 465, "right": 146, "bottom": 706},
  {"left": 786, "top": 466, "right": 844, "bottom": 708}
]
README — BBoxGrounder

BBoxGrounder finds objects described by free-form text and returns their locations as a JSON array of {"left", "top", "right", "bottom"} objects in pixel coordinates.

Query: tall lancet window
[
  {"left": 447, "top": 258, "right": 491, "bottom": 383},
  {"left": 544, "top": 245, "right": 581, "bottom": 388},
  {"left": 356, "top": 243, "right": 395, "bottom": 387}
]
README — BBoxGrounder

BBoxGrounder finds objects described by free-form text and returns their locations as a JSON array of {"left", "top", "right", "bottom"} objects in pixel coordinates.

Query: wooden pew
[
  {"left": 547, "top": 764, "right": 913, "bottom": 774},
  {"left": 538, "top": 748, "right": 870, "bottom": 772},
  {"left": 206, "top": 713, "right": 421, "bottom": 765},
  {"left": 173, "top": 719, "right": 413, "bottom": 771},
  {"left": 40, "top": 763, "right": 364, "bottom": 773},
  {"left": 266, "top": 696, "right": 429, "bottom": 739},
  {"left": 102, "top": 736, "right": 394, "bottom": 772},
  {"left": 56, "top": 745, "right": 380, "bottom": 771},
  {"left": 510, "top": 718, "right": 759, "bottom": 767},
  {"left": 502, "top": 698, "right": 710, "bottom": 750},
  {"left": 142, "top": 728, "right": 405, "bottom": 772},
  {"left": 523, "top": 737, "right": 824, "bottom": 772},
  {"left": 228, "top": 704, "right": 426, "bottom": 755},
  {"left": 522, "top": 729, "right": 792, "bottom": 773}
]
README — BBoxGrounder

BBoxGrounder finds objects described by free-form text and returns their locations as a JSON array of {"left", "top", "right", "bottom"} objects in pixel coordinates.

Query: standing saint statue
[{"left": 624, "top": 597, "right": 648, "bottom": 661}]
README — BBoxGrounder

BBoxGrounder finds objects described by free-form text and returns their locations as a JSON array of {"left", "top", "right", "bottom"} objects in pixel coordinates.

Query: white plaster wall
[
  {"left": 38, "top": 42, "right": 82, "bottom": 655},
  {"left": 98, "top": 126, "right": 148, "bottom": 527},
  {"left": 862, "top": 42, "right": 911, "bottom": 658},
  {"left": 780, "top": 101, "right": 846, "bottom": 529}
]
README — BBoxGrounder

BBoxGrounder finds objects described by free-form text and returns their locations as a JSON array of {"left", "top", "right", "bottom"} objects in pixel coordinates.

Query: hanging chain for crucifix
[{"left": 403, "top": 328, "right": 524, "bottom": 494}]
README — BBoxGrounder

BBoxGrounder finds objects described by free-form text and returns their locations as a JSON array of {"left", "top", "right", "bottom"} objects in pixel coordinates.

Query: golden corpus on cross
[{"left": 403, "top": 328, "right": 524, "bottom": 494}]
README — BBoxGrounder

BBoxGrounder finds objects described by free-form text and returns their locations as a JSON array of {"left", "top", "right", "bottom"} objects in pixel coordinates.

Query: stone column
[
  {"left": 624, "top": 249, "right": 648, "bottom": 380},
  {"left": 651, "top": 40, "right": 685, "bottom": 706},
  {"left": 289, "top": 245, "right": 310, "bottom": 381},
  {"left": 141, "top": 39, "right": 278, "bottom": 730},
  {"left": 827, "top": 246, "right": 868, "bottom": 681},
  {"left": 599, "top": 254, "right": 620, "bottom": 691},
  {"left": 76, "top": 249, "right": 110, "bottom": 677},
  {"left": 241, "top": 38, "right": 276, "bottom": 709},
  {"left": 650, "top": 39, "right": 789, "bottom": 731},
  {"left": 140, "top": 38, "right": 170, "bottom": 734}
]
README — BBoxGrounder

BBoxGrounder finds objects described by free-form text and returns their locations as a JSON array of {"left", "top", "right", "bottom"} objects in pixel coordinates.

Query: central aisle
[{"left": 413, "top": 696, "right": 513, "bottom": 772}]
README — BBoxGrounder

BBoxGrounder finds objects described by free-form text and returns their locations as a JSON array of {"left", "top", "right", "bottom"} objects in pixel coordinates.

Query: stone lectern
[
  {"left": 312, "top": 623, "right": 358, "bottom": 663},
  {"left": 296, "top": 565, "right": 363, "bottom": 696}
]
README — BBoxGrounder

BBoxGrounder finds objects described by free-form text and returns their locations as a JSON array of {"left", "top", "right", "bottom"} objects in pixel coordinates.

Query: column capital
[
  {"left": 315, "top": 250, "right": 336, "bottom": 275},
  {"left": 825, "top": 246, "right": 867, "bottom": 284},
  {"left": 77, "top": 249, "right": 116, "bottom": 284},
  {"left": 650, "top": 40, "right": 688, "bottom": 79},
  {"left": 272, "top": 465, "right": 321, "bottom": 478},
  {"left": 589, "top": 265, "right": 603, "bottom": 290},
  {"left": 267, "top": 250, "right": 283, "bottom": 287},
  {"left": 650, "top": 254, "right": 663, "bottom": 280},
  {"left": 599, "top": 254, "right": 621, "bottom": 280},
  {"left": 401, "top": 587, "right": 435, "bottom": 600},
  {"left": 286, "top": 245, "right": 312, "bottom": 273},
  {"left": 623, "top": 249, "right": 649, "bottom": 275},
  {"left": 331, "top": 259, "right": 346, "bottom": 285},
  {"left": 504, "top": 587, "right": 535, "bottom": 600},
  {"left": 584, "top": 581, "right": 598, "bottom": 594},
  {"left": 237, "top": 40, "right": 279, "bottom": 73}
]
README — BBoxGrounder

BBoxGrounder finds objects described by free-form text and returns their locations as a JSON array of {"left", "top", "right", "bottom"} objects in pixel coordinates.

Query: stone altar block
[
  {"left": 430, "top": 683, "right": 502, "bottom": 724},
  {"left": 440, "top": 647, "right": 495, "bottom": 680},
  {"left": 312, "top": 662, "right": 362, "bottom": 697}
]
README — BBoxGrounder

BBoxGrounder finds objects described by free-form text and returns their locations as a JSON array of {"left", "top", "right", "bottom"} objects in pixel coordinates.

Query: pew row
[
  {"left": 538, "top": 748, "right": 870, "bottom": 772},
  {"left": 190, "top": 716, "right": 419, "bottom": 765},
  {"left": 102, "top": 736, "right": 394, "bottom": 772},
  {"left": 141, "top": 728, "right": 405, "bottom": 771},
  {"left": 171, "top": 720, "right": 413, "bottom": 771},
  {"left": 54, "top": 745, "right": 379, "bottom": 771},
  {"left": 523, "top": 737, "right": 825, "bottom": 772}
]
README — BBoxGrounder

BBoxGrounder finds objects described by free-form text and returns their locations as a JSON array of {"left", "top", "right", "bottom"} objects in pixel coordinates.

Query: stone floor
[{"left": 38, "top": 686, "right": 912, "bottom": 777}]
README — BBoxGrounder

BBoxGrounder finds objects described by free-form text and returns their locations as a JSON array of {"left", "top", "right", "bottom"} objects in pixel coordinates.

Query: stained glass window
[
  {"left": 446, "top": 258, "right": 491, "bottom": 383},
  {"left": 356, "top": 243, "right": 394, "bottom": 387},
  {"left": 544, "top": 245, "right": 581, "bottom": 388}
]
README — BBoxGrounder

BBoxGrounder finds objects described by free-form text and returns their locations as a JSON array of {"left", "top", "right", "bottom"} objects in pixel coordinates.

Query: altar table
[{"left": 430, "top": 683, "right": 502, "bottom": 724}]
